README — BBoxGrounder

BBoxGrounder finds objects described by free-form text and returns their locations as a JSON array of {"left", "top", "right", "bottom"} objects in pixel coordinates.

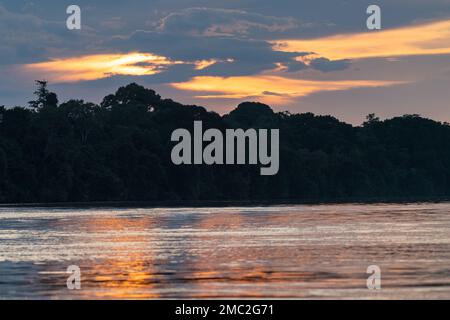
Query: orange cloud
[
  {"left": 23, "top": 53, "right": 235, "bottom": 82},
  {"left": 23, "top": 52, "right": 183, "bottom": 82},
  {"left": 272, "top": 19, "right": 450, "bottom": 60},
  {"left": 171, "top": 75, "right": 404, "bottom": 104},
  {"left": 194, "top": 59, "right": 219, "bottom": 70}
]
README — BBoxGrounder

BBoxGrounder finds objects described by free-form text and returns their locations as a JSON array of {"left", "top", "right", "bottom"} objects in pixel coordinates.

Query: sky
[{"left": 2, "top": 0, "right": 450, "bottom": 124}]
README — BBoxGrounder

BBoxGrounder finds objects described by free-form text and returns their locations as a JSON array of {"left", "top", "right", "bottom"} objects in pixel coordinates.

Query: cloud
[
  {"left": 21, "top": 53, "right": 241, "bottom": 83},
  {"left": 0, "top": 6, "right": 95, "bottom": 65},
  {"left": 308, "top": 57, "right": 352, "bottom": 72},
  {"left": 96, "top": 7, "right": 354, "bottom": 79},
  {"left": 23, "top": 53, "right": 184, "bottom": 82},
  {"left": 107, "top": 30, "right": 310, "bottom": 78},
  {"left": 272, "top": 19, "right": 450, "bottom": 60},
  {"left": 157, "top": 7, "right": 298, "bottom": 38},
  {"left": 4, "top": 4, "right": 350, "bottom": 87},
  {"left": 100, "top": 17, "right": 127, "bottom": 30},
  {"left": 170, "top": 75, "right": 405, "bottom": 104},
  {"left": 101, "top": 7, "right": 327, "bottom": 79}
]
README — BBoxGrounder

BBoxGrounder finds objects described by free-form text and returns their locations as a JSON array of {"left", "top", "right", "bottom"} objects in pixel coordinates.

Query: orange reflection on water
[
  {"left": 31, "top": 205, "right": 450, "bottom": 299},
  {"left": 77, "top": 214, "right": 161, "bottom": 299}
]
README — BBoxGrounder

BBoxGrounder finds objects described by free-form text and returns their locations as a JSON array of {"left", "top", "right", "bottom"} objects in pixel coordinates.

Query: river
[{"left": 1, "top": 203, "right": 449, "bottom": 299}]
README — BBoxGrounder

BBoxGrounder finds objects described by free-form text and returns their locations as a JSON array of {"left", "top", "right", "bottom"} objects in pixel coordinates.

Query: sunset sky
[{"left": 2, "top": 0, "right": 450, "bottom": 124}]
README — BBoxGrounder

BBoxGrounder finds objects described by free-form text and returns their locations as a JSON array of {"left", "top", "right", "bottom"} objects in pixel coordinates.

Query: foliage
[{"left": 1, "top": 82, "right": 450, "bottom": 203}]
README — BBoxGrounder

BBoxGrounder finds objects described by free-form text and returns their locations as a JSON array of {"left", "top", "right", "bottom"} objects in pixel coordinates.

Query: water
[{"left": 0, "top": 203, "right": 449, "bottom": 299}]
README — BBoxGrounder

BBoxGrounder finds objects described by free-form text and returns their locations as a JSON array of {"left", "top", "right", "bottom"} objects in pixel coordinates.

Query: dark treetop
[{"left": 1, "top": 82, "right": 450, "bottom": 204}]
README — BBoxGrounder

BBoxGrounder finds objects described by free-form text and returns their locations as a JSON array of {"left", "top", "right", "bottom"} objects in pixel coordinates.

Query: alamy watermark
[
  {"left": 66, "top": 265, "right": 81, "bottom": 290},
  {"left": 367, "top": 5, "right": 381, "bottom": 30},
  {"left": 366, "top": 265, "right": 381, "bottom": 290},
  {"left": 66, "top": 5, "right": 81, "bottom": 30},
  {"left": 63, "top": 5, "right": 380, "bottom": 31},
  {"left": 171, "top": 121, "right": 279, "bottom": 176}
]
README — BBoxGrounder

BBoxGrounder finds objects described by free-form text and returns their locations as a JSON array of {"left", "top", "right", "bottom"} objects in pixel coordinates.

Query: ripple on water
[{"left": 1, "top": 203, "right": 450, "bottom": 299}]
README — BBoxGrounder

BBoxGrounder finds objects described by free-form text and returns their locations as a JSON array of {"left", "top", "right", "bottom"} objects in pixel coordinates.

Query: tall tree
[{"left": 28, "top": 80, "right": 58, "bottom": 110}]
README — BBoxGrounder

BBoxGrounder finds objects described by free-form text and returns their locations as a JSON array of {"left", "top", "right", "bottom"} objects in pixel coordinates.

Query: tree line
[{"left": 1, "top": 81, "right": 450, "bottom": 203}]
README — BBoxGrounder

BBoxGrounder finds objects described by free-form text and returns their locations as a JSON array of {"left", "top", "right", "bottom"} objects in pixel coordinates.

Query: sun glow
[
  {"left": 171, "top": 75, "right": 404, "bottom": 104},
  {"left": 24, "top": 52, "right": 183, "bottom": 82},
  {"left": 194, "top": 59, "right": 219, "bottom": 70},
  {"left": 272, "top": 19, "right": 450, "bottom": 60}
]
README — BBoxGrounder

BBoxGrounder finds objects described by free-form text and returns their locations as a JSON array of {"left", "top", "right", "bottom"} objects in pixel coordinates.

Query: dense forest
[{"left": 1, "top": 81, "right": 450, "bottom": 204}]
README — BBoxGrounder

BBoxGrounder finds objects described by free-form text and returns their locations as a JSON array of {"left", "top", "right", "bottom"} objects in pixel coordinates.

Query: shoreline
[{"left": 1, "top": 196, "right": 450, "bottom": 208}]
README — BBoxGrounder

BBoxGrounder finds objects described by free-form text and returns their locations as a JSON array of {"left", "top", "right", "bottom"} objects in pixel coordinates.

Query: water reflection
[{"left": 0, "top": 204, "right": 450, "bottom": 299}]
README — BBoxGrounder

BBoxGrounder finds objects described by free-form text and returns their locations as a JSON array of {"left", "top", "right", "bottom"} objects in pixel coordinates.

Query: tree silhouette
[
  {"left": 1, "top": 81, "right": 450, "bottom": 203},
  {"left": 28, "top": 80, "right": 58, "bottom": 110}
]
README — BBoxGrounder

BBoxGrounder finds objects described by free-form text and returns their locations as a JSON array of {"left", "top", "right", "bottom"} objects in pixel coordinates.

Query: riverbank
[{"left": 1, "top": 196, "right": 450, "bottom": 208}]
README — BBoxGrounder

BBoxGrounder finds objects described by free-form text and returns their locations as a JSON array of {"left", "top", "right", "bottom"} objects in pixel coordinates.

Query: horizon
[{"left": 2, "top": 81, "right": 447, "bottom": 127}]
